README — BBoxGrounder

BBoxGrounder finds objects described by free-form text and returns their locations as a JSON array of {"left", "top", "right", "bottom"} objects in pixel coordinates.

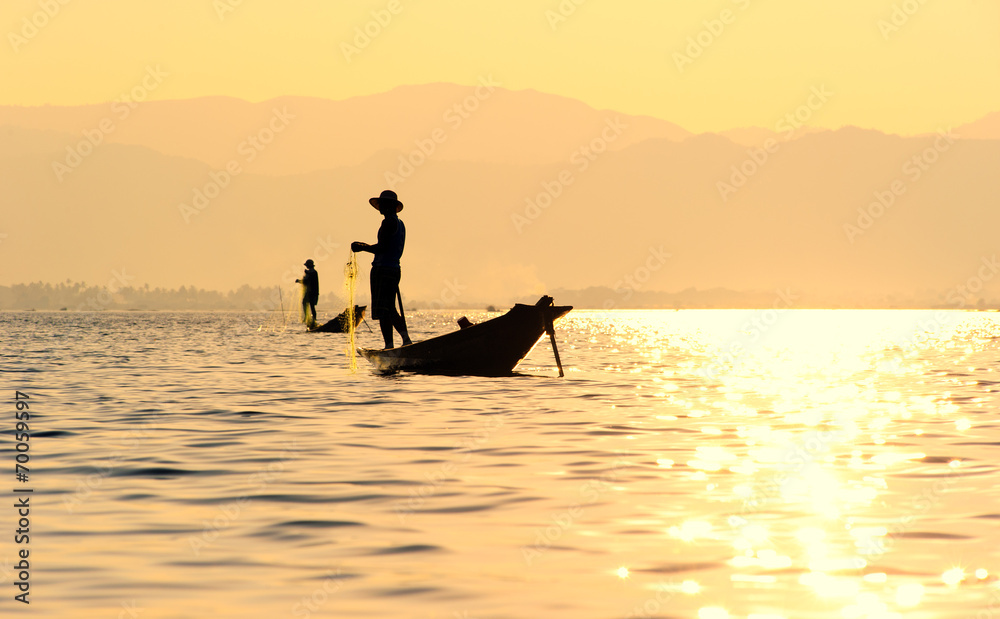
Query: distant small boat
[
  {"left": 359, "top": 296, "right": 571, "bottom": 376},
  {"left": 309, "top": 305, "right": 366, "bottom": 333}
]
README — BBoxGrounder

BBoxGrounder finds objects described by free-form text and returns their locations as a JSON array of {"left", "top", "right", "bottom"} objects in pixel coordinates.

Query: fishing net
[
  {"left": 254, "top": 285, "right": 292, "bottom": 333},
  {"left": 345, "top": 252, "right": 359, "bottom": 373},
  {"left": 298, "top": 282, "right": 319, "bottom": 330},
  {"left": 298, "top": 280, "right": 307, "bottom": 324}
]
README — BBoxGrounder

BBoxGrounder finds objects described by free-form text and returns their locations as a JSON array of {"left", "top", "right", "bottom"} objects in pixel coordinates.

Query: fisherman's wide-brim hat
[
  {"left": 304, "top": 259, "right": 314, "bottom": 267},
  {"left": 369, "top": 190, "right": 403, "bottom": 213}
]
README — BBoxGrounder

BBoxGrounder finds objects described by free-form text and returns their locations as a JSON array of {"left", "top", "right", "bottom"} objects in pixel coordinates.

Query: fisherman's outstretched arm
[{"left": 351, "top": 218, "right": 397, "bottom": 254}]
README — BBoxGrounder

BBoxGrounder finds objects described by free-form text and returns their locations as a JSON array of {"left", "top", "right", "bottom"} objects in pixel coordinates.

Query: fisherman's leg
[
  {"left": 379, "top": 318, "right": 394, "bottom": 349},
  {"left": 392, "top": 311, "right": 411, "bottom": 345}
]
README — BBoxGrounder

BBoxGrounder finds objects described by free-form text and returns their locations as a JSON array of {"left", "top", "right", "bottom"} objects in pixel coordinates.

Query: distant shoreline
[{"left": 2, "top": 281, "right": 997, "bottom": 312}]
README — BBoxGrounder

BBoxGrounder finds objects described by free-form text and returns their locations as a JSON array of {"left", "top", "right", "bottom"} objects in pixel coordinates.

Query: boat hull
[
  {"left": 358, "top": 299, "right": 571, "bottom": 376},
  {"left": 309, "top": 305, "right": 366, "bottom": 333}
]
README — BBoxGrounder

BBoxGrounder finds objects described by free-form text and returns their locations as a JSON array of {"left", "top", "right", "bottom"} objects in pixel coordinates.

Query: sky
[{"left": 3, "top": 0, "right": 998, "bottom": 135}]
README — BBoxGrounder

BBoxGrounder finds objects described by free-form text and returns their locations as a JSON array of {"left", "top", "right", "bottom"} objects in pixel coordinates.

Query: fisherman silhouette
[
  {"left": 295, "top": 259, "right": 319, "bottom": 328},
  {"left": 351, "top": 190, "right": 412, "bottom": 349}
]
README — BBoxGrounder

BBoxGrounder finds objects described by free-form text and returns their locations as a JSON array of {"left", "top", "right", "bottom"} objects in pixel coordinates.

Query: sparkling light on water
[{"left": 5, "top": 309, "right": 1000, "bottom": 618}]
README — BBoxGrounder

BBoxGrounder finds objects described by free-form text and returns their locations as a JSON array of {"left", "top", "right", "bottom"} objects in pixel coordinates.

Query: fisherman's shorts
[{"left": 370, "top": 266, "right": 401, "bottom": 320}]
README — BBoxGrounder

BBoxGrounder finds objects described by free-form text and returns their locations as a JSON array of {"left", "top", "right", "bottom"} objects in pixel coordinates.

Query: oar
[{"left": 543, "top": 306, "right": 565, "bottom": 378}]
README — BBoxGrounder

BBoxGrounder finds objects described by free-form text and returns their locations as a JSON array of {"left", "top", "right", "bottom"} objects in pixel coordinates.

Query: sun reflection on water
[{"left": 576, "top": 310, "right": 1000, "bottom": 618}]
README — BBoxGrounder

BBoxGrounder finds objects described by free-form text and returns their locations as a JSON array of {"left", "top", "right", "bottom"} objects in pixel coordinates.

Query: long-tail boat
[{"left": 358, "top": 296, "right": 571, "bottom": 376}]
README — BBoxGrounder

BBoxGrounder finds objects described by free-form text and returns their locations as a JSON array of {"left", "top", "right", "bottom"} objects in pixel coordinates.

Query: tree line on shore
[
  {"left": 3, "top": 281, "right": 996, "bottom": 311},
  {"left": 0, "top": 281, "right": 325, "bottom": 311}
]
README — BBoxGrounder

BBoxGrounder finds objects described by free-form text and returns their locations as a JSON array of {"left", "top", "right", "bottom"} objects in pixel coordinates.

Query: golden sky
[{"left": 3, "top": 0, "right": 998, "bottom": 134}]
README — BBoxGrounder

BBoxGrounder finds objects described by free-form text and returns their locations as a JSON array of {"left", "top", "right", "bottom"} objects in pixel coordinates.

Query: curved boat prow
[{"left": 358, "top": 296, "right": 571, "bottom": 376}]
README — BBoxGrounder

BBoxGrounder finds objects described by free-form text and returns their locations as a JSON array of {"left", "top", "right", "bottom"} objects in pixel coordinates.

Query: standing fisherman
[
  {"left": 351, "top": 190, "right": 412, "bottom": 349},
  {"left": 295, "top": 259, "right": 319, "bottom": 328}
]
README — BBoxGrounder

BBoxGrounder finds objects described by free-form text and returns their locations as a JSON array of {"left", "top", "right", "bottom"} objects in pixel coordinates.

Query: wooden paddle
[{"left": 542, "top": 302, "right": 565, "bottom": 378}]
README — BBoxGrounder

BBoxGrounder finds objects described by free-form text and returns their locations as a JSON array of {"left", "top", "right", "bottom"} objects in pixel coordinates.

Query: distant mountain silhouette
[
  {"left": 1, "top": 87, "right": 998, "bottom": 308},
  {"left": 0, "top": 84, "right": 691, "bottom": 175},
  {"left": 954, "top": 112, "right": 1000, "bottom": 140}
]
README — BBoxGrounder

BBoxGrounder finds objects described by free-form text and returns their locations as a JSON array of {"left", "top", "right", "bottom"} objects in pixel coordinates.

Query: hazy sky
[{"left": 3, "top": 0, "right": 997, "bottom": 134}]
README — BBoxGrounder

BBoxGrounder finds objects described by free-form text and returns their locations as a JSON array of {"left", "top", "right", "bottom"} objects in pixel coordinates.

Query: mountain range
[{"left": 1, "top": 84, "right": 998, "bottom": 308}]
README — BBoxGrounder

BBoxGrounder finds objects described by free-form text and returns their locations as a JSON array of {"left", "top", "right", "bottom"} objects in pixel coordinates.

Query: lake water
[{"left": 3, "top": 308, "right": 1000, "bottom": 619}]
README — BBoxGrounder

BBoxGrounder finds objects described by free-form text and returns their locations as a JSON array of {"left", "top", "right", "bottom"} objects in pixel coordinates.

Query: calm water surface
[{"left": 3, "top": 309, "right": 1000, "bottom": 619}]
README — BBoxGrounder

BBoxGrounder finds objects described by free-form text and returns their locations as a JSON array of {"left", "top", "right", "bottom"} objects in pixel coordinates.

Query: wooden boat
[
  {"left": 358, "top": 296, "right": 571, "bottom": 376},
  {"left": 309, "top": 305, "right": 366, "bottom": 333}
]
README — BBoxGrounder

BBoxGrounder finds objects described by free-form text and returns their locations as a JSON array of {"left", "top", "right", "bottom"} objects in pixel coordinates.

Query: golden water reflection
[
  {"left": 577, "top": 310, "right": 1000, "bottom": 619},
  {"left": 14, "top": 309, "right": 1000, "bottom": 618}
]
